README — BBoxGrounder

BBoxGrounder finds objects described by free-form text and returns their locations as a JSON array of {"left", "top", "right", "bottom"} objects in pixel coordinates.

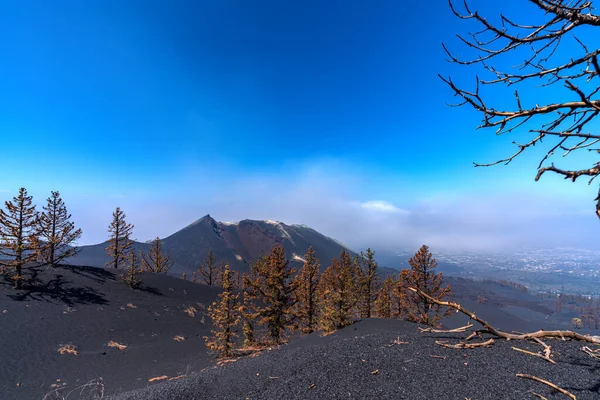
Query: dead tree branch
[
  {"left": 436, "top": 339, "right": 495, "bottom": 349},
  {"left": 443, "top": 0, "right": 600, "bottom": 218},
  {"left": 409, "top": 287, "right": 600, "bottom": 344},
  {"left": 516, "top": 374, "right": 577, "bottom": 400}
]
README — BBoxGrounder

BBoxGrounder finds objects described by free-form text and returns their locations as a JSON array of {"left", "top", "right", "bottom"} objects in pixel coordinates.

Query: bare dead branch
[
  {"left": 581, "top": 345, "right": 600, "bottom": 360},
  {"left": 516, "top": 374, "right": 577, "bottom": 400},
  {"left": 436, "top": 339, "right": 495, "bottom": 349},
  {"left": 419, "top": 323, "right": 473, "bottom": 333},
  {"left": 512, "top": 346, "right": 556, "bottom": 364},
  {"left": 409, "top": 287, "right": 600, "bottom": 345},
  {"left": 443, "top": 0, "right": 600, "bottom": 217}
]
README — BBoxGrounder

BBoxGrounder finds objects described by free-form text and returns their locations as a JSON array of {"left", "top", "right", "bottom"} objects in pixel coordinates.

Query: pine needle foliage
[
  {"left": 141, "top": 237, "right": 172, "bottom": 273},
  {"left": 37, "top": 191, "right": 82, "bottom": 267},
  {"left": 358, "top": 248, "right": 379, "bottom": 318},
  {"left": 398, "top": 245, "right": 452, "bottom": 327},
  {"left": 205, "top": 265, "right": 240, "bottom": 357},
  {"left": 292, "top": 246, "right": 321, "bottom": 334},
  {"left": 239, "top": 282, "right": 256, "bottom": 347},
  {"left": 0, "top": 188, "right": 38, "bottom": 289},
  {"left": 319, "top": 249, "right": 358, "bottom": 332},
  {"left": 243, "top": 246, "right": 297, "bottom": 344},
  {"left": 375, "top": 275, "right": 396, "bottom": 319},
  {"left": 120, "top": 250, "right": 142, "bottom": 288},
  {"left": 105, "top": 207, "right": 134, "bottom": 269},
  {"left": 199, "top": 249, "right": 219, "bottom": 286}
]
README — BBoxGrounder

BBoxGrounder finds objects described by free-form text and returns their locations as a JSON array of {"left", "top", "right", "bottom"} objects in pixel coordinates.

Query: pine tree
[
  {"left": 205, "top": 265, "right": 240, "bottom": 357},
  {"left": 375, "top": 276, "right": 396, "bottom": 319},
  {"left": 292, "top": 246, "right": 321, "bottom": 334},
  {"left": 319, "top": 249, "right": 358, "bottom": 332},
  {"left": 358, "top": 248, "right": 379, "bottom": 318},
  {"left": 120, "top": 249, "right": 142, "bottom": 288},
  {"left": 0, "top": 188, "right": 38, "bottom": 289},
  {"left": 105, "top": 207, "right": 134, "bottom": 269},
  {"left": 397, "top": 245, "right": 452, "bottom": 327},
  {"left": 141, "top": 237, "right": 172, "bottom": 273},
  {"left": 37, "top": 191, "right": 82, "bottom": 267},
  {"left": 243, "top": 246, "right": 297, "bottom": 344},
  {"left": 239, "top": 278, "right": 256, "bottom": 347},
  {"left": 199, "top": 249, "right": 219, "bottom": 285}
]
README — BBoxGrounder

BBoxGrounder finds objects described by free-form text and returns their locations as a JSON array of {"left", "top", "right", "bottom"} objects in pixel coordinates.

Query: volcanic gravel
[{"left": 110, "top": 318, "right": 600, "bottom": 400}]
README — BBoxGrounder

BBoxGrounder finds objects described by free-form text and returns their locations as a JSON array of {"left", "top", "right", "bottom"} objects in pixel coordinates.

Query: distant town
[{"left": 389, "top": 248, "right": 600, "bottom": 296}]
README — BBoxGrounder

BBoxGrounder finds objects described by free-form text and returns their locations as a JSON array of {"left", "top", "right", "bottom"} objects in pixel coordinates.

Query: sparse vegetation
[
  {"left": 292, "top": 246, "right": 321, "bottom": 334},
  {"left": 106, "top": 207, "right": 134, "bottom": 270},
  {"left": 120, "top": 249, "right": 142, "bottom": 288},
  {"left": 36, "top": 191, "right": 82, "bottom": 267},
  {"left": 141, "top": 237, "right": 173, "bottom": 274},
  {"left": 243, "top": 246, "right": 298, "bottom": 344},
  {"left": 319, "top": 249, "right": 359, "bottom": 332},
  {"left": 357, "top": 248, "right": 379, "bottom": 319},
  {"left": 58, "top": 344, "right": 79, "bottom": 356},
  {"left": 107, "top": 341, "right": 127, "bottom": 351},
  {"left": 205, "top": 264, "right": 240, "bottom": 357},
  {"left": 397, "top": 245, "right": 452, "bottom": 327},
  {"left": 199, "top": 249, "right": 219, "bottom": 286},
  {"left": 0, "top": 188, "right": 39, "bottom": 289}
]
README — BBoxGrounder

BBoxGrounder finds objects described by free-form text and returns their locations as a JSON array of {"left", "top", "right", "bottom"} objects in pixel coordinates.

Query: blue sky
[{"left": 0, "top": 0, "right": 598, "bottom": 250}]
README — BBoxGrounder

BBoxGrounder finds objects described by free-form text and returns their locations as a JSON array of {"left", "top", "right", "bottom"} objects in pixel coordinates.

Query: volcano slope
[
  {"left": 111, "top": 317, "right": 600, "bottom": 400},
  {"left": 0, "top": 264, "right": 221, "bottom": 400}
]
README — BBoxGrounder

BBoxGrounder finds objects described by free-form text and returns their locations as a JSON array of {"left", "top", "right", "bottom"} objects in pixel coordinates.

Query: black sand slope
[
  {"left": 0, "top": 265, "right": 221, "bottom": 400},
  {"left": 111, "top": 318, "right": 600, "bottom": 400}
]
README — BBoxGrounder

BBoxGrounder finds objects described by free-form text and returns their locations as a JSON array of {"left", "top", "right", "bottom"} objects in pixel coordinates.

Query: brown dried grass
[
  {"left": 58, "top": 344, "right": 78, "bottom": 356},
  {"left": 107, "top": 341, "right": 127, "bottom": 351}
]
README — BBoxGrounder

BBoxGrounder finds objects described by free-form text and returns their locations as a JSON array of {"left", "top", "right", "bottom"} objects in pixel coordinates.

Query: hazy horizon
[{"left": 1, "top": 0, "right": 597, "bottom": 253}]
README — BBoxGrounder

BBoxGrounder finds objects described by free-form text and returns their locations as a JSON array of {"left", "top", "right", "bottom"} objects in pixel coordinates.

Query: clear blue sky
[{"left": 0, "top": 0, "right": 597, "bottom": 250}]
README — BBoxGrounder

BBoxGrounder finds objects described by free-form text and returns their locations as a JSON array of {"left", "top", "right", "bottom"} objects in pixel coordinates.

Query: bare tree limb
[
  {"left": 409, "top": 287, "right": 600, "bottom": 344},
  {"left": 443, "top": 0, "right": 600, "bottom": 218},
  {"left": 516, "top": 374, "right": 577, "bottom": 400}
]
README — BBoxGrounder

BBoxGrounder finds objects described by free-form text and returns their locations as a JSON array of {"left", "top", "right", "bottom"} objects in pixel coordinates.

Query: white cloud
[{"left": 359, "top": 200, "right": 408, "bottom": 214}]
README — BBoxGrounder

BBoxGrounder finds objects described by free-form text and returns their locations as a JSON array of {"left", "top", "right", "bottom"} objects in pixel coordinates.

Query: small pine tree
[
  {"left": 105, "top": 207, "right": 134, "bottom": 269},
  {"left": 239, "top": 280, "right": 256, "bottom": 347},
  {"left": 358, "top": 248, "right": 379, "bottom": 318},
  {"left": 292, "top": 246, "right": 321, "bottom": 334},
  {"left": 120, "top": 250, "right": 142, "bottom": 288},
  {"left": 319, "top": 250, "right": 358, "bottom": 332},
  {"left": 37, "top": 191, "right": 82, "bottom": 267},
  {"left": 397, "top": 245, "right": 452, "bottom": 327},
  {"left": 375, "top": 276, "right": 396, "bottom": 319},
  {"left": 141, "top": 237, "right": 172, "bottom": 273},
  {"left": 205, "top": 265, "right": 240, "bottom": 357},
  {"left": 199, "top": 249, "right": 218, "bottom": 285},
  {"left": 0, "top": 188, "right": 38, "bottom": 289},
  {"left": 243, "top": 246, "right": 297, "bottom": 344}
]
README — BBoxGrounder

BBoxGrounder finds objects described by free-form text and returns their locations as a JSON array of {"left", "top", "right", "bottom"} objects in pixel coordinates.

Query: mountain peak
[{"left": 183, "top": 214, "right": 215, "bottom": 230}]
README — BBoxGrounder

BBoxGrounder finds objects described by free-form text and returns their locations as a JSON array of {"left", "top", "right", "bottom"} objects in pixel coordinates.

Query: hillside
[
  {"left": 111, "top": 318, "right": 600, "bottom": 400},
  {"left": 2, "top": 263, "right": 595, "bottom": 400},
  {"left": 0, "top": 264, "right": 220, "bottom": 400}
]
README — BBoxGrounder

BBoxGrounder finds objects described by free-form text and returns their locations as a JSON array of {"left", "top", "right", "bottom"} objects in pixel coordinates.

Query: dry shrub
[
  {"left": 107, "top": 341, "right": 127, "bottom": 351},
  {"left": 58, "top": 344, "right": 78, "bottom": 355},
  {"left": 126, "top": 303, "right": 137, "bottom": 309},
  {"left": 42, "top": 378, "right": 105, "bottom": 400},
  {"left": 184, "top": 306, "right": 197, "bottom": 317},
  {"left": 173, "top": 335, "right": 185, "bottom": 342}
]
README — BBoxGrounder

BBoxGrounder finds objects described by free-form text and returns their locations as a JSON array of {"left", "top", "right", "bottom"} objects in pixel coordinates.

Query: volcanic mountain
[{"left": 71, "top": 215, "right": 355, "bottom": 274}]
